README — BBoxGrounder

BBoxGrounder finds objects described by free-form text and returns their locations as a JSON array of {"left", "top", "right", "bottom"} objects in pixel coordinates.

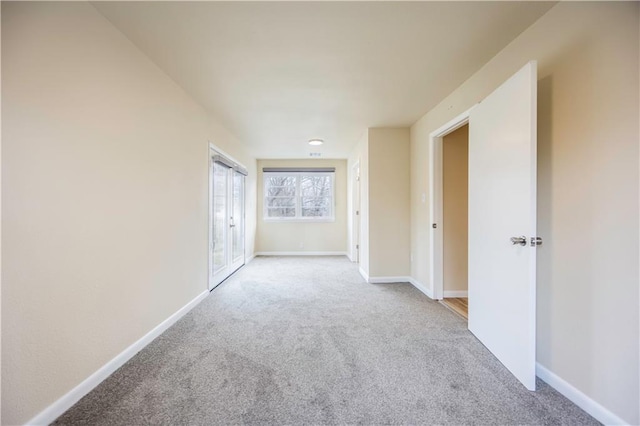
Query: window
[{"left": 263, "top": 170, "right": 335, "bottom": 221}]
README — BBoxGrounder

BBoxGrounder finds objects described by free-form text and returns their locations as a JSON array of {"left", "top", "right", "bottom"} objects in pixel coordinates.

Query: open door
[{"left": 468, "top": 61, "right": 538, "bottom": 390}]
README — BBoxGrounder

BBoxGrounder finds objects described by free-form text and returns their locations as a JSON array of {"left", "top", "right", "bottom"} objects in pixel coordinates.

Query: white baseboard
[
  {"left": 26, "top": 290, "right": 209, "bottom": 426},
  {"left": 535, "top": 363, "right": 629, "bottom": 425},
  {"left": 443, "top": 290, "right": 468, "bottom": 298},
  {"left": 361, "top": 274, "right": 436, "bottom": 301},
  {"left": 368, "top": 276, "right": 412, "bottom": 284},
  {"left": 245, "top": 254, "right": 256, "bottom": 264},
  {"left": 358, "top": 266, "right": 369, "bottom": 282},
  {"left": 408, "top": 277, "right": 434, "bottom": 299},
  {"left": 254, "top": 251, "right": 347, "bottom": 256}
]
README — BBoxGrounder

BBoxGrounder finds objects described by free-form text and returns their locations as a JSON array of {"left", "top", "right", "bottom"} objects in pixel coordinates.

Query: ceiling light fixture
[{"left": 308, "top": 139, "right": 324, "bottom": 146}]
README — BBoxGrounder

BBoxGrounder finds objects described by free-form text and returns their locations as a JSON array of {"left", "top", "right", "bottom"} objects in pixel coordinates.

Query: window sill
[{"left": 263, "top": 217, "right": 336, "bottom": 224}]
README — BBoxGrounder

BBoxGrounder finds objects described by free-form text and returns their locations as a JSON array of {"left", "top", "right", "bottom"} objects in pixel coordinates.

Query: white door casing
[{"left": 468, "top": 61, "right": 538, "bottom": 391}]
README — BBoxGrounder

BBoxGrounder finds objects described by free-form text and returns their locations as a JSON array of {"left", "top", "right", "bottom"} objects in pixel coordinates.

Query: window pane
[
  {"left": 212, "top": 163, "right": 228, "bottom": 272},
  {"left": 302, "top": 207, "right": 330, "bottom": 217},
  {"left": 232, "top": 172, "right": 244, "bottom": 261},
  {"left": 266, "top": 196, "right": 295, "bottom": 208},
  {"left": 266, "top": 176, "right": 296, "bottom": 187},
  {"left": 267, "top": 186, "right": 296, "bottom": 197},
  {"left": 300, "top": 175, "right": 331, "bottom": 198},
  {"left": 267, "top": 207, "right": 295, "bottom": 217},
  {"left": 301, "top": 196, "right": 331, "bottom": 217}
]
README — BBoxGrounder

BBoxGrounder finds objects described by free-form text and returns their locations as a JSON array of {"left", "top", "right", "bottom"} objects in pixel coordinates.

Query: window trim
[{"left": 263, "top": 171, "right": 335, "bottom": 222}]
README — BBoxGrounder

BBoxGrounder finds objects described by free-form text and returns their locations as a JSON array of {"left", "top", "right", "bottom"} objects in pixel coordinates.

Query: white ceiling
[{"left": 93, "top": 1, "right": 555, "bottom": 159}]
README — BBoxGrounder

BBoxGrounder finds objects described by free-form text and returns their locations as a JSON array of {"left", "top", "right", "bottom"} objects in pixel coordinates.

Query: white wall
[
  {"left": 255, "top": 159, "right": 347, "bottom": 254},
  {"left": 410, "top": 2, "right": 639, "bottom": 423},
  {"left": 1, "top": 3, "right": 255, "bottom": 424}
]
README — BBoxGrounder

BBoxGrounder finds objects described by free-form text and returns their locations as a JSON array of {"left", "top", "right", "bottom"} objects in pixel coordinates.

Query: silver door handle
[{"left": 510, "top": 236, "right": 527, "bottom": 246}]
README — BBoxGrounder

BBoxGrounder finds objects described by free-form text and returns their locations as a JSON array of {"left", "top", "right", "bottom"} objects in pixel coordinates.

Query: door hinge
[
  {"left": 356, "top": 210, "right": 359, "bottom": 215},
  {"left": 356, "top": 244, "right": 359, "bottom": 249}
]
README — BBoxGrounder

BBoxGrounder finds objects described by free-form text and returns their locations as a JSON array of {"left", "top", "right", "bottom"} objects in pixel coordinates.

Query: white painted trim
[
  {"left": 443, "top": 290, "right": 468, "bottom": 298},
  {"left": 254, "top": 251, "right": 347, "bottom": 256},
  {"left": 408, "top": 277, "right": 435, "bottom": 299},
  {"left": 536, "top": 363, "right": 629, "bottom": 425},
  {"left": 26, "top": 290, "right": 209, "bottom": 426},
  {"left": 358, "top": 266, "right": 369, "bottom": 282},
  {"left": 428, "top": 106, "right": 475, "bottom": 301},
  {"left": 368, "top": 276, "right": 411, "bottom": 284},
  {"left": 208, "top": 141, "right": 247, "bottom": 171},
  {"left": 363, "top": 275, "right": 436, "bottom": 301},
  {"left": 245, "top": 254, "right": 256, "bottom": 264}
]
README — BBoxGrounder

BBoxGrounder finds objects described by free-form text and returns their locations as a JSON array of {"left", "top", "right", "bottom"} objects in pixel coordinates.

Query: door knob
[{"left": 510, "top": 236, "right": 527, "bottom": 246}]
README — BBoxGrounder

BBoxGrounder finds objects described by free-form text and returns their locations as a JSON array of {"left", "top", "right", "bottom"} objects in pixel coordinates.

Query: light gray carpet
[{"left": 54, "top": 256, "right": 598, "bottom": 425}]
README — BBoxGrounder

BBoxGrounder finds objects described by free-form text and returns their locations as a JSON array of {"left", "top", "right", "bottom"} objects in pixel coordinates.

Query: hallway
[{"left": 54, "top": 257, "right": 596, "bottom": 425}]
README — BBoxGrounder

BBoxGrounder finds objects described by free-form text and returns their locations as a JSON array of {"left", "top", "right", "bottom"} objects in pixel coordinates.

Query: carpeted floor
[{"left": 54, "top": 256, "right": 599, "bottom": 425}]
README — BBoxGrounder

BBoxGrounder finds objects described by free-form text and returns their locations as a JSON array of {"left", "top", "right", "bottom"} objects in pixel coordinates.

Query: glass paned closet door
[
  {"left": 210, "top": 155, "right": 246, "bottom": 289},
  {"left": 231, "top": 171, "right": 245, "bottom": 264},
  {"left": 212, "top": 162, "right": 229, "bottom": 276}
]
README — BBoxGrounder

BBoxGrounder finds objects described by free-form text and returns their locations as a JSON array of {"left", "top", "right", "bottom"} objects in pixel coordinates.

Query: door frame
[
  {"left": 428, "top": 107, "right": 475, "bottom": 300},
  {"left": 208, "top": 142, "right": 247, "bottom": 291},
  {"left": 350, "top": 161, "right": 360, "bottom": 263}
]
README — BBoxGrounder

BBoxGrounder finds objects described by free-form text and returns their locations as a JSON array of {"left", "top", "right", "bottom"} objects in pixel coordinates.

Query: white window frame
[{"left": 263, "top": 171, "right": 335, "bottom": 222}]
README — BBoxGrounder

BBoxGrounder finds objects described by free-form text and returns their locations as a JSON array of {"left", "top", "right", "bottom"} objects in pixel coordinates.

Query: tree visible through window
[{"left": 264, "top": 172, "right": 334, "bottom": 220}]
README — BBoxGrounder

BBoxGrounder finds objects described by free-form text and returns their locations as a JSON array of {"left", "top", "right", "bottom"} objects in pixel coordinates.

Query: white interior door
[
  {"left": 468, "top": 61, "right": 538, "bottom": 390},
  {"left": 352, "top": 163, "right": 360, "bottom": 263}
]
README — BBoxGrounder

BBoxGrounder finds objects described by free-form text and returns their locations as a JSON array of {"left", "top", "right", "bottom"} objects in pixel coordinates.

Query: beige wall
[
  {"left": 255, "top": 159, "right": 347, "bottom": 254},
  {"left": 410, "top": 2, "right": 639, "bottom": 423},
  {"left": 368, "top": 128, "right": 411, "bottom": 278},
  {"left": 443, "top": 125, "right": 468, "bottom": 293},
  {"left": 348, "top": 128, "right": 410, "bottom": 279},
  {"left": 1, "top": 3, "right": 256, "bottom": 424}
]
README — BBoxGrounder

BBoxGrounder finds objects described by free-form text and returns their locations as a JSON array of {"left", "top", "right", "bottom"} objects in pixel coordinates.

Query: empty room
[{"left": 2, "top": 1, "right": 639, "bottom": 425}]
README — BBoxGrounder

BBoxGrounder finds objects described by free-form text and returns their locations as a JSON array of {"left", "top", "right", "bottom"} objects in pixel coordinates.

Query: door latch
[
  {"left": 511, "top": 236, "right": 542, "bottom": 246},
  {"left": 530, "top": 236, "right": 542, "bottom": 246}
]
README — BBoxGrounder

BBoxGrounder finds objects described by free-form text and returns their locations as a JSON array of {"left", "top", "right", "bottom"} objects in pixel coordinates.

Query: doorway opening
[
  {"left": 429, "top": 108, "right": 472, "bottom": 308},
  {"left": 440, "top": 124, "right": 469, "bottom": 320}
]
